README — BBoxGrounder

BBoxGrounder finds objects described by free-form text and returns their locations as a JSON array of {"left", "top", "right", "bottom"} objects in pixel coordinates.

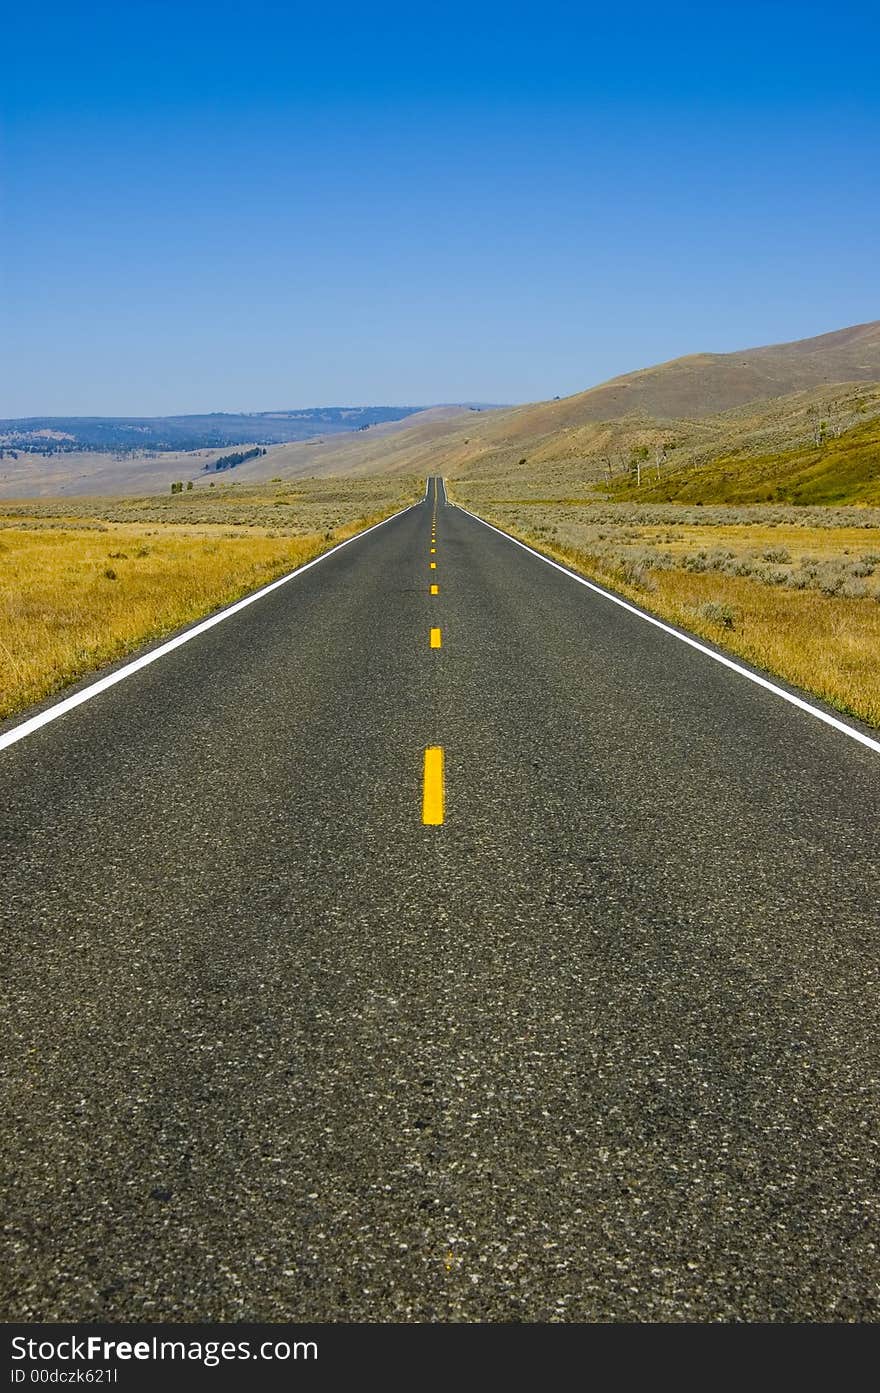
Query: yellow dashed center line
[
  {"left": 422, "top": 484, "right": 446, "bottom": 826},
  {"left": 422, "top": 746, "right": 445, "bottom": 825}
]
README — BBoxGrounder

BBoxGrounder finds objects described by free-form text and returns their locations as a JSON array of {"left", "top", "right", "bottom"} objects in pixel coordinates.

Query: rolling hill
[
  {"left": 243, "top": 319, "right": 880, "bottom": 496},
  {"left": 0, "top": 406, "right": 431, "bottom": 454},
  {"left": 2, "top": 319, "right": 879, "bottom": 500},
  {"left": 543, "top": 319, "right": 880, "bottom": 423}
]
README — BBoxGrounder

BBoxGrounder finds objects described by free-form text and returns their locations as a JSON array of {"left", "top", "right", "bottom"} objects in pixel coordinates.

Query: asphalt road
[{"left": 2, "top": 477, "right": 879, "bottom": 1322}]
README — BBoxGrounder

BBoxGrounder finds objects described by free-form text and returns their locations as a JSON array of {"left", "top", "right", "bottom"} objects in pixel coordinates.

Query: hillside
[
  {"left": 605, "top": 405, "right": 880, "bottom": 506},
  {"left": 548, "top": 319, "right": 880, "bottom": 423},
  {"left": 3, "top": 319, "right": 879, "bottom": 500},
  {"left": 264, "top": 319, "right": 880, "bottom": 496},
  {"left": 0, "top": 405, "right": 431, "bottom": 455},
  {"left": 0, "top": 407, "right": 487, "bottom": 498}
]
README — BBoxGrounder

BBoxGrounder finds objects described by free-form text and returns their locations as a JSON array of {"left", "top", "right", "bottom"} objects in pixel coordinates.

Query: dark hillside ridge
[{"left": 0, "top": 406, "right": 428, "bottom": 454}]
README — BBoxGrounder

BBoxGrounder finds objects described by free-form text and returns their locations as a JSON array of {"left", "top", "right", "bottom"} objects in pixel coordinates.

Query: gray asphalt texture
[{"left": 2, "top": 479, "right": 879, "bottom": 1322}]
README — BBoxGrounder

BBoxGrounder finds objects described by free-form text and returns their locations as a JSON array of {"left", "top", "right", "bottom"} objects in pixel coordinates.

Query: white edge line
[
  {"left": 0, "top": 499, "right": 421, "bottom": 754},
  {"left": 458, "top": 503, "right": 880, "bottom": 759}
]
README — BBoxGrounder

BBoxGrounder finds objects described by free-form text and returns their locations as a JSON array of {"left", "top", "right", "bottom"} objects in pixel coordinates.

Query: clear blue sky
[{"left": 2, "top": 1, "right": 878, "bottom": 416}]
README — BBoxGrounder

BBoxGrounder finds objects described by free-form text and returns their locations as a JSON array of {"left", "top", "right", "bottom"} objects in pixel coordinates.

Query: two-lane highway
[{"left": 2, "top": 477, "right": 879, "bottom": 1320}]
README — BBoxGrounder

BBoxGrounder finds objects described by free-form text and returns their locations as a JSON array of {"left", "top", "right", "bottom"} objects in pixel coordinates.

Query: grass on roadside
[
  {"left": 0, "top": 479, "right": 416, "bottom": 722},
  {"left": 452, "top": 494, "right": 880, "bottom": 728}
]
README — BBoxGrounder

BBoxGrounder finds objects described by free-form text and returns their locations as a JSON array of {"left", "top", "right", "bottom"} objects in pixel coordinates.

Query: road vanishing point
[{"left": 2, "top": 477, "right": 879, "bottom": 1321}]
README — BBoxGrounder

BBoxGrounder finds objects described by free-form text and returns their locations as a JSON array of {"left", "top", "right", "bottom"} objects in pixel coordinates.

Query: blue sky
[{"left": 2, "top": 1, "right": 878, "bottom": 415}]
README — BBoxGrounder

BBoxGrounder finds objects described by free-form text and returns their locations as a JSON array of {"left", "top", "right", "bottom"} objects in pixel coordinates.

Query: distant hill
[
  {"left": 3, "top": 319, "right": 880, "bottom": 501},
  {"left": 0, "top": 406, "right": 430, "bottom": 454},
  {"left": 229, "top": 322, "right": 880, "bottom": 502},
  {"left": 247, "top": 320, "right": 880, "bottom": 490},
  {"left": 549, "top": 319, "right": 880, "bottom": 423},
  {"left": 0, "top": 406, "right": 500, "bottom": 498}
]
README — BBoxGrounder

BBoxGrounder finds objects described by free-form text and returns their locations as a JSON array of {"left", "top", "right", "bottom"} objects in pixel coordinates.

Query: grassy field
[
  {"left": 451, "top": 488, "right": 880, "bottom": 727},
  {"left": 0, "top": 476, "right": 419, "bottom": 722}
]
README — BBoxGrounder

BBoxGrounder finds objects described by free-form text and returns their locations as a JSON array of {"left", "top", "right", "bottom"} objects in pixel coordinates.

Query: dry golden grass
[
  {"left": 0, "top": 477, "right": 416, "bottom": 721},
  {"left": 635, "top": 569, "right": 880, "bottom": 727},
  {"left": 456, "top": 498, "right": 880, "bottom": 728},
  {"left": 0, "top": 472, "right": 422, "bottom": 531},
  {"left": 620, "top": 521, "right": 880, "bottom": 562}
]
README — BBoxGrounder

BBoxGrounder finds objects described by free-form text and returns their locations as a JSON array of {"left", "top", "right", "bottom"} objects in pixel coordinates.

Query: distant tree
[
  {"left": 205, "top": 446, "right": 263, "bottom": 473},
  {"left": 807, "top": 404, "right": 828, "bottom": 447},
  {"left": 630, "top": 445, "right": 649, "bottom": 486}
]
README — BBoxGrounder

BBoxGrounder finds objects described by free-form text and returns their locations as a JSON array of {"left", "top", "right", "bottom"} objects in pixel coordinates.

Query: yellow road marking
[
  {"left": 430, "top": 547, "right": 436, "bottom": 553},
  {"left": 430, "top": 627, "right": 441, "bottom": 648},
  {"left": 422, "top": 746, "right": 444, "bottom": 825},
  {"left": 430, "top": 584, "right": 439, "bottom": 594},
  {"left": 430, "top": 561, "right": 436, "bottom": 569}
]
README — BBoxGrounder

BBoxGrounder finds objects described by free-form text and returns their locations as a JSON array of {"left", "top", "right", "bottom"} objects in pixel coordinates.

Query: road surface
[{"left": 2, "top": 478, "right": 879, "bottom": 1321}]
